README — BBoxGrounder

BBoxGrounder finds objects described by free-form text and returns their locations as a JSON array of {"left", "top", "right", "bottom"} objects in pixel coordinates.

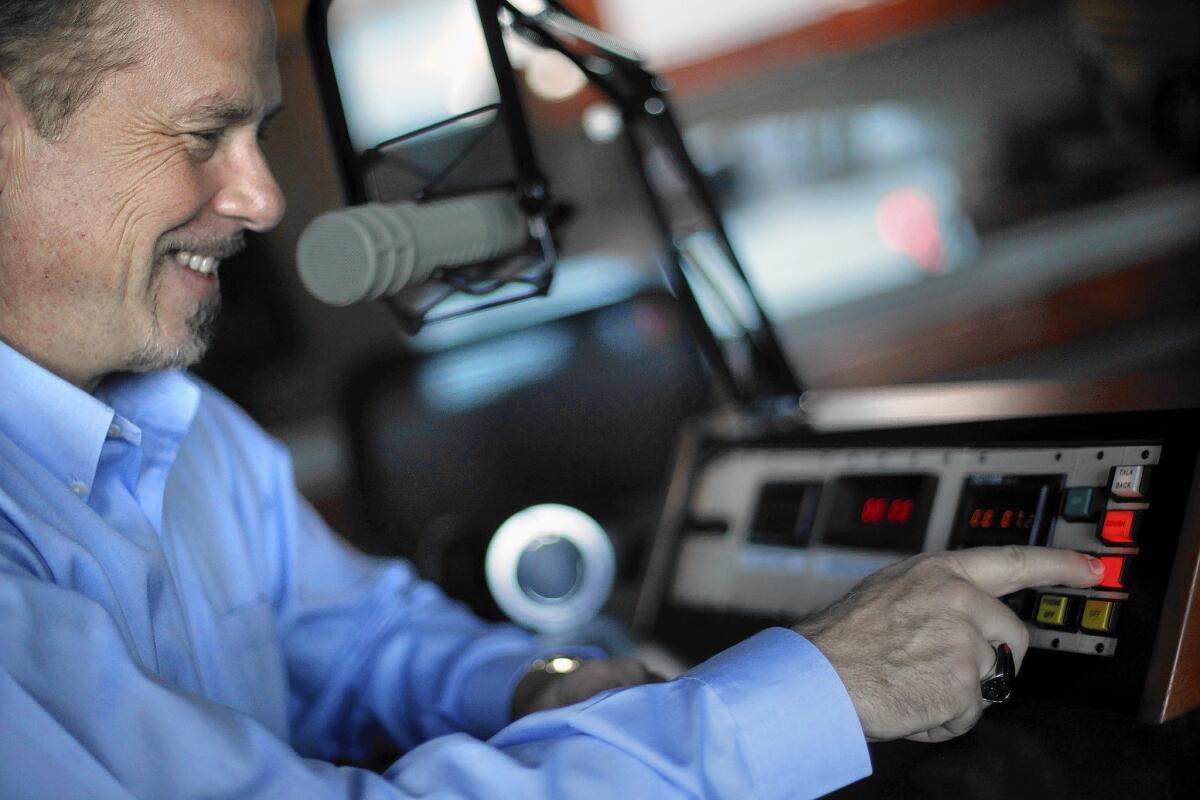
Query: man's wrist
[{"left": 511, "top": 655, "right": 584, "bottom": 720}]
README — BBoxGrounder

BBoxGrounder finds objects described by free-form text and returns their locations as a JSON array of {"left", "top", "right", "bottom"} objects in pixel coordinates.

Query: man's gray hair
[{"left": 0, "top": 0, "right": 143, "bottom": 138}]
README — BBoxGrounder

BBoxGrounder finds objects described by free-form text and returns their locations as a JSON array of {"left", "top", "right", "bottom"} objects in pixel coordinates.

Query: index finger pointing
[{"left": 947, "top": 546, "right": 1103, "bottom": 597}]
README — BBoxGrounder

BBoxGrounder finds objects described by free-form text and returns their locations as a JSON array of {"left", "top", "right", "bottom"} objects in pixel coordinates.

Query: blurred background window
[
  {"left": 194, "top": 0, "right": 1200, "bottom": 572},
  {"left": 328, "top": 0, "right": 499, "bottom": 152},
  {"left": 562, "top": 0, "right": 1200, "bottom": 387}
]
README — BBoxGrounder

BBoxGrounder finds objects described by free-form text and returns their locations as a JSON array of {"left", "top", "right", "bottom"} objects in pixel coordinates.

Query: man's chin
[
  {"left": 125, "top": 297, "right": 221, "bottom": 374},
  {"left": 124, "top": 336, "right": 209, "bottom": 374}
]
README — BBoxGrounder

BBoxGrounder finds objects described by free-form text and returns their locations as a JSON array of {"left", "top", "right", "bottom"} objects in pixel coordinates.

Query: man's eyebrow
[{"left": 182, "top": 98, "right": 286, "bottom": 125}]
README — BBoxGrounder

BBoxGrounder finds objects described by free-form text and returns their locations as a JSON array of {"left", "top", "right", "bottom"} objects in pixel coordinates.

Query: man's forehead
[
  {"left": 123, "top": 0, "right": 281, "bottom": 115},
  {"left": 132, "top": 0, "right": 278, "bottom": 60}
]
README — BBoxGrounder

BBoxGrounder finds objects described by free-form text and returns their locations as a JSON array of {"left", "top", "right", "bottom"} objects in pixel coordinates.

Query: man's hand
[
  {"left": 793, "top": 546, "right": 1103, "bottom": 743},
  {"left": 511, "top": 657, "right": 665, "bottom": 719}
]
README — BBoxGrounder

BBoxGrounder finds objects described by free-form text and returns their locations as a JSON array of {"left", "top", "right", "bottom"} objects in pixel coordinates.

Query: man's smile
[{"left": 172, "top": 248, "right": 221, "bottom": 276}]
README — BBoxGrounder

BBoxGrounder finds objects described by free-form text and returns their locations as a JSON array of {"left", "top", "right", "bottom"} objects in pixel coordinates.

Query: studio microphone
[{"left": 296, "top": 192, "right": 530, "bottom": 306}]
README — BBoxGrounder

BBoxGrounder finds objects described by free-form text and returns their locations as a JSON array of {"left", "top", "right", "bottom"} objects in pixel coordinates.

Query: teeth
[{"left": 173, "top": 249, "right": 220, "bottom": 276}]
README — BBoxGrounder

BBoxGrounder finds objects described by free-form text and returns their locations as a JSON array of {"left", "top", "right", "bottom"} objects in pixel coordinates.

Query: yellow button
[
  {"left": 1036, "top": 594, "right": 1071, "bottom": 628},
  {"left": 1080, "top": 599, "right": 1119, "bottom": 635}
]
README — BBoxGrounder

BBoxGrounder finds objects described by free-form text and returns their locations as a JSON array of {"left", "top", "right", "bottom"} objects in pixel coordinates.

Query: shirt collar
[
  {"left": 95, "top": 366, "right": 201, "bottom": 442},
  {"left": 0, "top": 339, "right": 201, "bottom": 495}
]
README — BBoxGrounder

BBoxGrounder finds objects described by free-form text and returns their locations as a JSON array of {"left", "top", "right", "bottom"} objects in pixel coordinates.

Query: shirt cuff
[
  {"left": 685, "top": 627, "right": 872, "bottom": 799},
  {"left": 459, "top": 639, "right": 606, "bottom": 737}
]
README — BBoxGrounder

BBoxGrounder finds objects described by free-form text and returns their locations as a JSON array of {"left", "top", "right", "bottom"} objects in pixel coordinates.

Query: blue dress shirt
[{"left": 0, "top": 339, "right": 870, "bottom": 799}]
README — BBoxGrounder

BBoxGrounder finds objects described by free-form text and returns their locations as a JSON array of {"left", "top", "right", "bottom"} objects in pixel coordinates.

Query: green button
[{"left": 1062, "top": 487, "right": 1103, "bottom": 522}]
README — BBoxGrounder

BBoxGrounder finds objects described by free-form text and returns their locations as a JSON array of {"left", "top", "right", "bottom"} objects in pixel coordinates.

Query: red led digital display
[
  {"left": 860, "top": 497, "right": 916, "bottom": 525},
  {"left": 827, "top": 474, "right": 934, "bottom": 554},
  {"left": 949, "top": 474, "right": 1061, "bottom": 549},
  {"left": 966, "top": 506, "right": 1034, "bottom": 531}
]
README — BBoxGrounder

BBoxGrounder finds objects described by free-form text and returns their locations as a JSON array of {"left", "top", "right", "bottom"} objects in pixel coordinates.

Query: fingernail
[{"left": 1087, "top": 556, "right": 1105, "bottom": 575}]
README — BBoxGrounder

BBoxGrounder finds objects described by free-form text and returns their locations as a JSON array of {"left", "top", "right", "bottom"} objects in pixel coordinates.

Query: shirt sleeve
[
  {"left": 377, "top": 629, "right": 871, "bottom": 800},
  {"left": 263, "top": 449, "right": 554, "bottom": 758},
  {"left": 236, "top": 418, "right": 872, "bottom": 797},
  {"left": 2, "top": 530, "right": 870, "bottom": 800}
]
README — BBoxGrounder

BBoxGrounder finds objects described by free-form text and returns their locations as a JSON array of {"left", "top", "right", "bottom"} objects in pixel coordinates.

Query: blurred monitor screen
[{"left": 327, "top": 0, "right": 499, "bottom": 153}]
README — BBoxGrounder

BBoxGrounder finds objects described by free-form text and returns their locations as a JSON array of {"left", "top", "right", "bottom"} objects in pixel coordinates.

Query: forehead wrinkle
[{"left": 123, "top": 0, "right": 281, "bottom": 123}]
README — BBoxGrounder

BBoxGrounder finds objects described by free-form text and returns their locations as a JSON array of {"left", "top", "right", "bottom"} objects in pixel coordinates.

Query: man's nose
[{"left": 211, "top": 142, "right": 286, "bottom": 232}]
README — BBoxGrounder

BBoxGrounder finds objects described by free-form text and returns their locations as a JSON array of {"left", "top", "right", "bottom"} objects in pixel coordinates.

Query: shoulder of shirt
[{"left": 181, "top": 372, "right": 290, "bottom": 464}]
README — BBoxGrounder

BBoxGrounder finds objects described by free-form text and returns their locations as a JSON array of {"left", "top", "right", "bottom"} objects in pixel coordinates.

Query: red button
[
  {"left": 1099, "top": 510, "right": 1138, "bottom": 545},
  {"left": 1097, "top": 556, "right": 1129, "bottom": 590}
]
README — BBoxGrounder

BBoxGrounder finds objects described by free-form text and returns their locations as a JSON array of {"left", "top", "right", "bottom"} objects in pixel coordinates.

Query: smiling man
[
  {"left": 0, "top": 0, "right": 285, "bottom": 388},
  {"left": 0, "top": 2, "right": 1104, "bottom": 799}
]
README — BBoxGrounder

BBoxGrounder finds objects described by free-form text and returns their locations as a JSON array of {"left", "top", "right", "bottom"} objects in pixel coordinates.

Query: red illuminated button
[
  {"left": 1097, "top": 556, "right": 1129, "bottom": 590},
  {"left": 1098, "top": 509, "right": 1140, "bottom": 545}
]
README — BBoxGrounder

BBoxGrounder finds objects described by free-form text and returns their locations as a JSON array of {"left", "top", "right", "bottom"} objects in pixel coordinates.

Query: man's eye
[{"left": 190, "top": 129, "right": 225, "bottom": 147}]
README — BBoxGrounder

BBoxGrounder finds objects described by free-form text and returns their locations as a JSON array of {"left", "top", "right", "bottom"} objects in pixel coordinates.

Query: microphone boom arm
[{"left": 486, "top": 0, "right": 804, "bottom": 406}]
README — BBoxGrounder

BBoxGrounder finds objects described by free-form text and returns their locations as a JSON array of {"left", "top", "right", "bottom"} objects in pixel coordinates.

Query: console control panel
[
  {"left": 666, "top": 444, "right": 1155, "bottom": 658},
  {"left": 635, "top": 402, "right": 1200, "bottom": 720}
]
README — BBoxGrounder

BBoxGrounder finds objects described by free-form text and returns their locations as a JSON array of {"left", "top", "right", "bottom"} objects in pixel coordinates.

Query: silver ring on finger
[{"left": 980, "top": 642, "right": 1014, "bottom": 704}]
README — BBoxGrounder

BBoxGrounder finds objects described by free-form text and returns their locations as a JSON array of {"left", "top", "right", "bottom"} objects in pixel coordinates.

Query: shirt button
[
  {"left": 108, "top": 423, "right": 122, "bottom": 438},
  {"left": 69, "top": 481, "right": 88, "bottom": 497}
]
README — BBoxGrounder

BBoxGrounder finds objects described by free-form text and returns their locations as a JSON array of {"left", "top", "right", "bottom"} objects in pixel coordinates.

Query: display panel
[
  {"left": 820, "top": 473, "right": 936, "bottom": 553},
  {"left": 949, "top": 473, "right": 1063, "bottom": 549},
  {"left": 747, "top": 481, "right": 823, "bottom": 548}
]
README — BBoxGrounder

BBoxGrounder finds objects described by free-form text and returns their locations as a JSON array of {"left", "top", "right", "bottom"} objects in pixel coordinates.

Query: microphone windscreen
[{"left": 297, "top": 207, "right": 398, "bottom": 306}]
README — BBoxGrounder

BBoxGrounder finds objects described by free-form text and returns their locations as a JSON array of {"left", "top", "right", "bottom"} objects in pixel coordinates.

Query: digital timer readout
[
  {"left": 823, "top": 474, "right": 937, "bottom": 553},
  {"left": 964, "top": 504, "right": 1035, "bottom": 531},
  {"left": 950, "top": 474, "right": 1064, "bottom": 549},
  {"left": 859, "top": 496, "right": 916, "bottom": 525}
]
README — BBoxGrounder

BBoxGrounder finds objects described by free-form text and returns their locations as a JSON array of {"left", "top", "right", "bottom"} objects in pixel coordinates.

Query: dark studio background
[{"left": 193, "top": 0, "right": 1200, "bottom": 621}]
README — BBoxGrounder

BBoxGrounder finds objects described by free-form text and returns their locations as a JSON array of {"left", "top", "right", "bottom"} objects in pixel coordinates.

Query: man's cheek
[{"left": 105, "top": 139, "right": 198, "bottom": 219}]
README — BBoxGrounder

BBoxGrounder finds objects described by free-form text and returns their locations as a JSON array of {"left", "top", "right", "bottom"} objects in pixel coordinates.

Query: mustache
[{"left": 156, "top": 233, "right": 247, "bottom": 261}]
